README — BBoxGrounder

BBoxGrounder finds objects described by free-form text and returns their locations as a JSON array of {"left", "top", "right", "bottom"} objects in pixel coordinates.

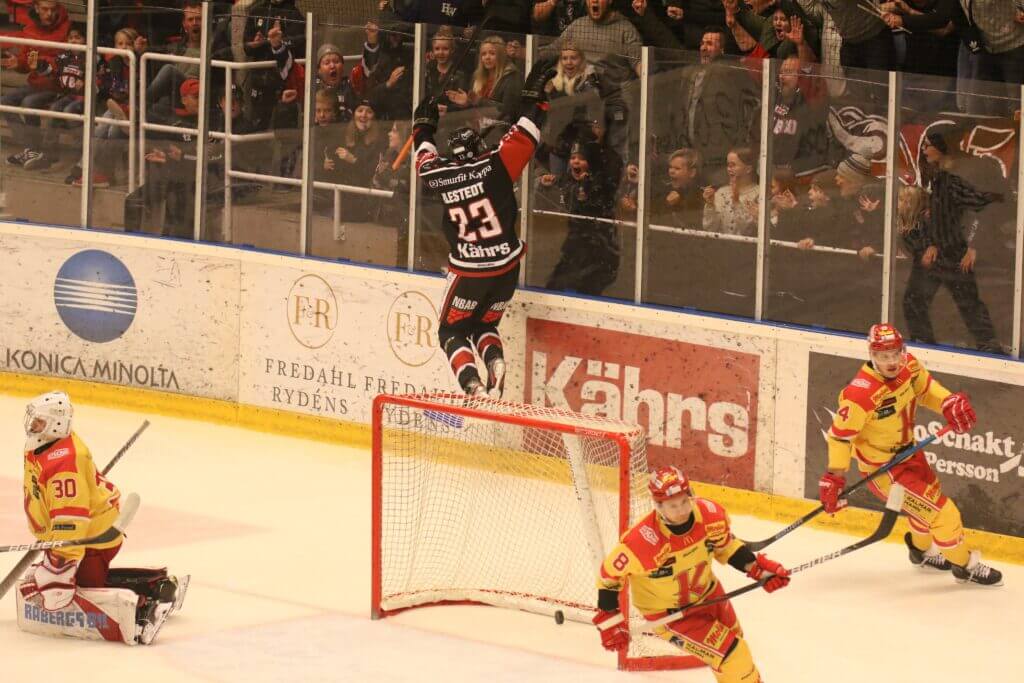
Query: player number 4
[{"left": 448, "top": 198, "right": 502, "bottom": 243}]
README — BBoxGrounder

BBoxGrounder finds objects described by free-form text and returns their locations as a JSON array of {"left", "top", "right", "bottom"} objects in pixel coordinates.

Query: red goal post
[{"left": 371, "top": 392, "right": 701, "bottom": 671}]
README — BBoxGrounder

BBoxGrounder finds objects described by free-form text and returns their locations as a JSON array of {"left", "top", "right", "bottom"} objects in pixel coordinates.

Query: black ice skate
[
  {"left": 951, "top": 551, "right": 1003, "bottom": 586},
  {"left": 464, "top": 377, "right": 487, "bottom": 398},
  {"left": 904, "top": 533, "right": 951, "bottom": 571}
]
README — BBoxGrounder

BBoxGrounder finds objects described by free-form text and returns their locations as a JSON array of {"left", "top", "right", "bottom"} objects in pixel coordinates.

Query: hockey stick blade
[
  {"left": 744, "top": 425, "right": 949, "bottom": 551},
  {"left": 0, "top": 420, "right": 149, "bottom": 599},
  {"left": 0, "top": 492, "right": 139, "bottom": 554},
  {"left": 636, "top": 507, "right": 901, "bottom": 635}
]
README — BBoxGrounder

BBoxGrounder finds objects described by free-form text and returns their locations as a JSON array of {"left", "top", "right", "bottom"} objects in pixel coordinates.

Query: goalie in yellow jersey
[
  {"left": 20, "top": 391, "right": 189, "bottom": 644},
  {"left": 819, "top": 323, "right": 1002, "bottom": 586},
  {"left": 592, "top": 466, "right": 790, "bottom": 682}
]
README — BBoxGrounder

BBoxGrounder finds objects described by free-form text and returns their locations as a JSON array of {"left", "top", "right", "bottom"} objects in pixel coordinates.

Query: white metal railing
[
  {"left": 0, "top": 35, "right": 137, "bottom": 191},
  {"left": 532, "top": 208, "right": 893, "bottom": 256}
]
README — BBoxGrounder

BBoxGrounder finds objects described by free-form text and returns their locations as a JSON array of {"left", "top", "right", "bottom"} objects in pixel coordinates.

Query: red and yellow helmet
[
  {"left": 649, "top": 465, "right": 692, "bottom": 502},
  {"left": 868, "top": 323, "right": 904, "bottom": 353}
]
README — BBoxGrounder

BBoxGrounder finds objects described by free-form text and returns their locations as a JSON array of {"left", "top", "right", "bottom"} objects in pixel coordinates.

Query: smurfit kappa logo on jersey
[{"left": 54, "top": 250, "right": 137, "bottom": 343}]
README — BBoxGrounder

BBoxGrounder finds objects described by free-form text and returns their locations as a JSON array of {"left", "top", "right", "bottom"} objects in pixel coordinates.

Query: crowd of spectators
[{"left": 0, "top": 0, "right": 1021, "bottom": 351}]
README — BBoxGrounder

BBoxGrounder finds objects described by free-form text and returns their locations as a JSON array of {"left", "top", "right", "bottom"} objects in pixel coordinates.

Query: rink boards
[{"left": 0, "top": 220, "right": 1021, "bottom": 562}]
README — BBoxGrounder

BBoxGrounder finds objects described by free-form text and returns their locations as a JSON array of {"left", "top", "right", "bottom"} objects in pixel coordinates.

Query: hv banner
[{"left": 803, "top": 352, "right": 1024, "bottom": 538}]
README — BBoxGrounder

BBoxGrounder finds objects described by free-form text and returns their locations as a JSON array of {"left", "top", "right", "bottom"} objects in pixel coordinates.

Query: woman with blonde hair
[
  {"left": 546, "top": 41, "right": 600, "bottom": 100},
  {"left": 447, "top": 35, "right": 522, "bottom": 122}
]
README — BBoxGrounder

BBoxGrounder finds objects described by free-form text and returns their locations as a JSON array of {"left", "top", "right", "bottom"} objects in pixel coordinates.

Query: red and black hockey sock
[
  {"left": 443, "top": 335, "right": 482, "bottom": 393},
  {"left": 472, "top": 329, "right": 504, "bottom": 366}
]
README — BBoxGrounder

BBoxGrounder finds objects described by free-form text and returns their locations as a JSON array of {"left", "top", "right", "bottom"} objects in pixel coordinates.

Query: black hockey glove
[
  {"left": 413, "top": 97, "right": 439, "bottom": 135},
  {"left": 520, "top": 58, "right": 558, "bottom": 109}
]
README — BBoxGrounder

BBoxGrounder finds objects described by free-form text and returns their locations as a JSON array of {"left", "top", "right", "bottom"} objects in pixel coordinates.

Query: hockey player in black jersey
[{"left": 413, "top": 60, "right": 555, "bottom": 398}]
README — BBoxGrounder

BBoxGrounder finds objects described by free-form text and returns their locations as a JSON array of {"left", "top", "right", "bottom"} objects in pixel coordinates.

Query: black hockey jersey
[{"left": 415, "top": 116, "right": 540, "bottom": 274}]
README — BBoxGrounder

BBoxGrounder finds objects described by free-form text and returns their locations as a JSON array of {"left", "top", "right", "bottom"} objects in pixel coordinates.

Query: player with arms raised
[
  {"left": 412, "top": 60, "right": 555, "bottom": 398},
  {"left": 593, "top": 466, "right": 789, "bottom": 682},
  {"left": 819, "top": 324, "right": 1003, "bottom": 585},
  {"left": 20, "top": 391, "right": 188, "bottom": 644}
]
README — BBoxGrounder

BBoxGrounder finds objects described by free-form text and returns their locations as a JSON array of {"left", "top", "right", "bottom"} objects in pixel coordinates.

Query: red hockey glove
[
  {"left": 818, "top": 471, "right": 848, "bottom": 514},
  {"left": 941, "top": 392, "right": 976, "bottom": 434},
  {"left": 592, "top": 609, "right": 629, "bottom": 651},
  {"left": 746, "top": 554, "right": 791, "bottom": 593}
]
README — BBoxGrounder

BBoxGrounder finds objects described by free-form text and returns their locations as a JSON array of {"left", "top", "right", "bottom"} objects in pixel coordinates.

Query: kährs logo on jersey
[{"left": 525, "top": 318, "right": 757, "bottom": 487}]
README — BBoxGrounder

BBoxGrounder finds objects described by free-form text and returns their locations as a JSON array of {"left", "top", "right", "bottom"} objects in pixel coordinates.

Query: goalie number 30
[{"left": 448, "top": 198, "right": 503, "bottom": 243}]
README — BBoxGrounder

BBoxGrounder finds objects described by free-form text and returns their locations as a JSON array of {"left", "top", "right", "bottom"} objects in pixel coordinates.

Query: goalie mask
[
  {"left": 447, "top": 127, "right": 487, "bottom": 163},
  {"left": 24, "top": 391, "right": 73, "bottom": 448}
]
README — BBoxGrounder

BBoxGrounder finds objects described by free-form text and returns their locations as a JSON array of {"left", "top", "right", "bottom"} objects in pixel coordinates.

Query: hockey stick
[
  {"left": 1, "top": 492, "right": 140, "bottom": 554},
  {"left": 0, "top": 420, "right": 150, "bottom": 599},
  {"left": 634, "top": 485, "right": 906, "bottom": 635},
  {"left": 743, "top": 424, "right": 951, "bottom": 552},
  {"left": 392, "top": 14, "right": 494, "bottom": 171}
]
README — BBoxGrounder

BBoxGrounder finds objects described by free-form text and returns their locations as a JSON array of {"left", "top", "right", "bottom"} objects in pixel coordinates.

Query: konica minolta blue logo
[{"left": 54, "top": 250, "right": 137, "bottom": 343}]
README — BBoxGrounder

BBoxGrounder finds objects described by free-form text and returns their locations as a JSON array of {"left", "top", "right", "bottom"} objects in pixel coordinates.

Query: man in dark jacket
[{"left": 903, "top": 131, "right": 1005, "bottom": 353}]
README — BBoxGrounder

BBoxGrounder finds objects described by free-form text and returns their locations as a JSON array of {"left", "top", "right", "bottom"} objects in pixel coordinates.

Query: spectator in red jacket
[{"left": 1, "top": 0, "right": 70, "bottom": 169}]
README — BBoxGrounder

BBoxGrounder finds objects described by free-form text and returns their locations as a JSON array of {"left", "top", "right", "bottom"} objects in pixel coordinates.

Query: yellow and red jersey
[
  {"left": 598, "top": 497, "right": 746, "bottom": 616},
  {"left": 827, "top": 353, "right": 950, "bottom": 473},
  {"left": 23, "top": 432, "right": 121, "bottom": 562}
]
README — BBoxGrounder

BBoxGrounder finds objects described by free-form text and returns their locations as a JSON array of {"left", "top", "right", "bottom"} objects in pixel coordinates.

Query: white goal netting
[{"left": 372, "top": 393, "right": 700, "bottom": 670}]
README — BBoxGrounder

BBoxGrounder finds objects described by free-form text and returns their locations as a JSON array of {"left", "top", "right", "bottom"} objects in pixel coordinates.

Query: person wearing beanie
[
  {"left": 331, "top": 99, "right": 386, "bottom": 223},
  {"left": 902, "top": 129, "right": 1005, "bottom": 353}
]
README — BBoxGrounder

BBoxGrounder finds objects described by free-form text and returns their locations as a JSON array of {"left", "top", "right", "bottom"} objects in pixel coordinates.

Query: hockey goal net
[{"left": 371, "top": 392, "right": 701, "bottom": 671}]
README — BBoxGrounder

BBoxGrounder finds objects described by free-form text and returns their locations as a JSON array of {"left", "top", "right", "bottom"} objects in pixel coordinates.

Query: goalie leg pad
[{"left": 16, "top": 580, "right": 140, "bottom": 645}]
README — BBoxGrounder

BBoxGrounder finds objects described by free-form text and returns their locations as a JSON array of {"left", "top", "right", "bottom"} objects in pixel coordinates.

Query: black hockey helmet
[{"left": 447, "top": 127, "right": 487, "bottom": 162}]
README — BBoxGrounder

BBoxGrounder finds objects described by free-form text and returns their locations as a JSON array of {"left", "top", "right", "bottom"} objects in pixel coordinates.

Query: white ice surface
[{"left": 1, "top": 394, "right": 1021, "bottom": 682}]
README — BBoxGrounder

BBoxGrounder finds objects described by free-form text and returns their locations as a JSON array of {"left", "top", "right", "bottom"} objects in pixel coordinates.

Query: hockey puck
[{"left": 554, "top": 610, "right": 564, "bottom": 625}]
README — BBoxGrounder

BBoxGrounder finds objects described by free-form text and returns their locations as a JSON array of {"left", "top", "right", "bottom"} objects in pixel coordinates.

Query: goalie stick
[
  {"left": 392, "top": 10, "right": 494, "bottom": 171},
  {"left": 634, "top": 484, "right": 906, "bottom": 635},
  {"left": 0, "top": 420, "right": 150, "bottom": 599},
  {"left": 1, "top": 492, "right": 140, "bottom": 554},
  {"left": 743, "top": 424, "right": 951, "bottom": 552}
]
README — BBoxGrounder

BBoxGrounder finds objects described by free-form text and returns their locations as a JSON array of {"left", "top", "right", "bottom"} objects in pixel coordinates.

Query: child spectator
[
  {"left": 2, "top": 0, "right": 70, "bottom": 169},
  {"left": 539, "top": 138, "right": 622, "bottom": 296},
  {"left": 650, "top": 148, "right": 705, "bottom": 230},
  {"left": 702, "top": 147, "right": 759, "bottom": 236},
  {"left": 423, "top": 28, "right": 470, "bottom": 116},
  {"left": 34, "top": 21, "right": 85, "bottom": 174}
]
